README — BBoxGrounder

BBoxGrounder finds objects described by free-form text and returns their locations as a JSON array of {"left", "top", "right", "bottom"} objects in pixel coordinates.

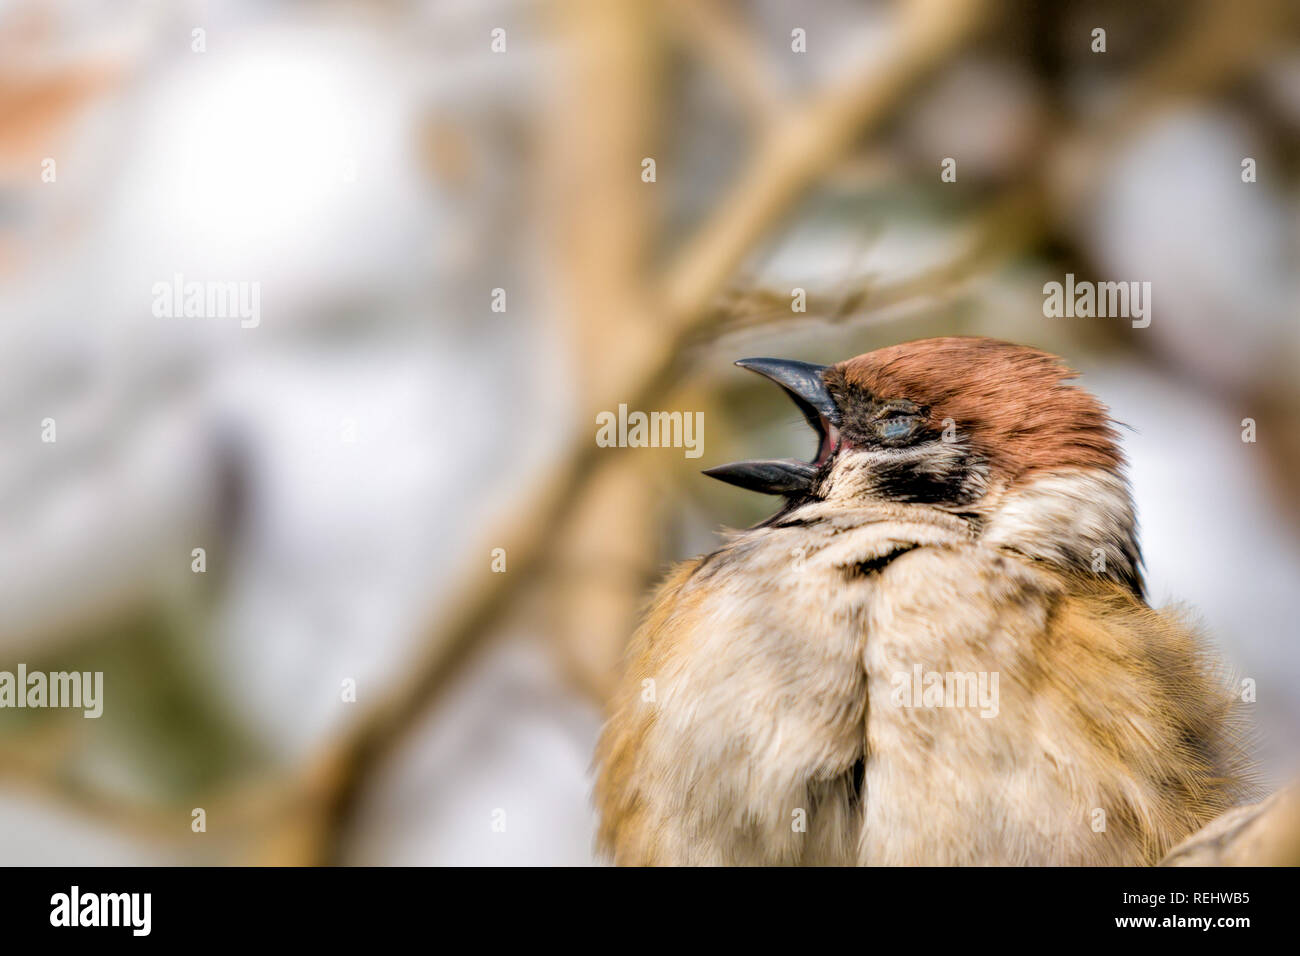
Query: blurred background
[{"left": 0, "top": 0, "right": 1297, "bottom": 865}]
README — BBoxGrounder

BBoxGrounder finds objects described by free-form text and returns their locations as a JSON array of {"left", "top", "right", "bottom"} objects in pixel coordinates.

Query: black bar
[{"left": 0, "top": 866, "right": 1283, "bottom": 943}]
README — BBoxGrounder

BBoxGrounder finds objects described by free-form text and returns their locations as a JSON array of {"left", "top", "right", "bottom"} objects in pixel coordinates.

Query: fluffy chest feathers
[{"left": 593, "top": 484, "right": 1248, "bottom": 866}]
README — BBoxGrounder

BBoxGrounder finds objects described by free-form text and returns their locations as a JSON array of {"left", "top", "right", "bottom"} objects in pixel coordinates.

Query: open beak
[{"left": 703, "top": 358, "right": 841, "bottom": 497}]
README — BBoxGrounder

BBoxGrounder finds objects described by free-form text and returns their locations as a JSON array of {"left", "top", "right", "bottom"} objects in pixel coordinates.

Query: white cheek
[
  {"left": 982, "top": 469, "right": 1139, "bottom": 585},
  {"left": 820, "top": 450, "right": 884, "bottom": 501}
]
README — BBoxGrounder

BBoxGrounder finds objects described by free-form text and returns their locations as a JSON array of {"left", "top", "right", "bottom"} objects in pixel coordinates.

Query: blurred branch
[
  {"left": 1046, "top": 0, "right": 1289, "bottom": 223},
  {"left": 661, "top": 0, "right": 986, "bottom": 320},
  {"left": 698, "top": 186, "right": 1042, "bottom": 340},
  {"left": 308, "top": 0, "right": 991, "bottom": 864},
  {"left": 1161, "top": 782, "right": 1300, "bottom": 866},
  {"left": 0, "top": 725, "right": 192, "bottom": 845},
  {"left": 0, "top": 737, "right": 308, "bottom": 860},
  {"left": 544, "top": 0, "right": 664, "bottom": 705},
  {"left": 664, "top": 0, "right": 785, "bottom": 125}
]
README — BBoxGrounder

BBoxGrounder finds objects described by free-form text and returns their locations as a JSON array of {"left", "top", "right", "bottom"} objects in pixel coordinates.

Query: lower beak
[
  {"left": 702, "top": 459, "right": 819, "bottom": 495},
  {"left": 704, "top": 357, "right": 838, "bottom": 497}
]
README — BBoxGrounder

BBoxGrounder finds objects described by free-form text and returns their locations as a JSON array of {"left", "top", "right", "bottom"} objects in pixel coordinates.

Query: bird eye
[
  {"left": 874, "top": 416, "right": 920, "bottom": 441},
  {"left": 868, "top": 403, "right": 926, "bottom": 444}
]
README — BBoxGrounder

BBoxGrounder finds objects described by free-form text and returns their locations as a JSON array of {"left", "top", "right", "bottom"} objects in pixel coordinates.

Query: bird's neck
[{"left": 980, "top": 468, "right": 1144, "bottom": 598}]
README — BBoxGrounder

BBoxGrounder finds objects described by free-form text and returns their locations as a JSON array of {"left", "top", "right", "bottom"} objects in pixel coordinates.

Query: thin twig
[{"left": 698, "top": 186, "right": 1043, "bottom": 340}]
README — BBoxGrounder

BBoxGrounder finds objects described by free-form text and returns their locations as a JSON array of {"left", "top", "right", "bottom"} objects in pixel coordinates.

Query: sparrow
[{"left": 593, "top": 336, "right": 1252, "bottom": 865}]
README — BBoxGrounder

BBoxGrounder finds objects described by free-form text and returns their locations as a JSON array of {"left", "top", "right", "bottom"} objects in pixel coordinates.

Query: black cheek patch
[
  {"left": 847, "top": 544, "right": 919, "bottom": 577},
  {"left": 868, "top": 450, "right": 978, "bottom": 504}
]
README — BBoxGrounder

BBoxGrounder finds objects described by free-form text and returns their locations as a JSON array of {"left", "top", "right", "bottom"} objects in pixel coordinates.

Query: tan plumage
[{"left": 594, "top": 337, "right": 1253, "bottom": 866}]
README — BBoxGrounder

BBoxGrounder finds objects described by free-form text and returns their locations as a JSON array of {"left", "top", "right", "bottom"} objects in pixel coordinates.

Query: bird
[{"left": 593, "top": 336, "right": 1254, "bottom": 866}]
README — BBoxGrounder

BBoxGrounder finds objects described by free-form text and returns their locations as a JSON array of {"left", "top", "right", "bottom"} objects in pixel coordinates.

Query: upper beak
[{"left": 703, "top": 358, "right": 841, "bottom": 497}]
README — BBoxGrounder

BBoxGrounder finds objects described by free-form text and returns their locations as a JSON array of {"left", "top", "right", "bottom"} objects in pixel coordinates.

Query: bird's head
[{"left": 706, "top": 336, "right": 1143, "bottom": 595}]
